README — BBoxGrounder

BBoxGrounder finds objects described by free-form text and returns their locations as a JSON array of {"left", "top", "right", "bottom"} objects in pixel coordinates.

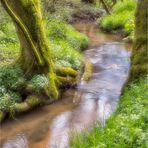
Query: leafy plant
[
  {"left": 29, "top": 75, "right": 49, "bottom": 92},
  {"left": 113, "top": 0, "right": 136, "bottom": 14},
  {"left": 99, "top": 0, "right": 136, "bottom": 40}
]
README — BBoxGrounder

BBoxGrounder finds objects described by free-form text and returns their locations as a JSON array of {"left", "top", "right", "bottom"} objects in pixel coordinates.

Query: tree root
[
  {"left": 0, "top": 95, "right": 43, "bottom": 122},
  {"left": 0, "top": 64, "right": 91, "bottom": 123},
  {"left": 56, "top": 67, "right": 79, "bottom": 78},
  {"left": 57, "top": 76, "right": 77, "bottom": 87}
]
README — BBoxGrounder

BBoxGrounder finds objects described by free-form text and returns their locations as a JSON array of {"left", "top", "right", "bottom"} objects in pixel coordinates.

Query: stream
[{"left": 0, "top": 22, "right": 131, "bottom": 148}]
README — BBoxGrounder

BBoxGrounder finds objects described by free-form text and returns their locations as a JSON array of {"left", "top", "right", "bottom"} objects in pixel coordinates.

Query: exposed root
[
  {"left": 57, "top": 76, "right": 77, "bottom": 87},
  {"left": 56, "top": 67, "right": 79, "bottom": 78}
]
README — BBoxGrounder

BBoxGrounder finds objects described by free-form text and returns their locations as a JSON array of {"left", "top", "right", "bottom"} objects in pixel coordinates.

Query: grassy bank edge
[{"left": 71, "top": 77, "right": 148, "bottom": 148}]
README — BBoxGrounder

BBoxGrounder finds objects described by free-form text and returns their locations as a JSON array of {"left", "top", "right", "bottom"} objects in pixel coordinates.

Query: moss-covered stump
[{"left": 130, "top": 0, "right": 148, "bottom": 80}]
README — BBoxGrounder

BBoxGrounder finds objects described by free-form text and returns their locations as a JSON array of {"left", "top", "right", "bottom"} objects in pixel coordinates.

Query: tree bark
[
  {"left": 130, "top": 0, "right": 148, "bottom": 79},
  {"left": 0, "top": 0, "right": 58, "bottom": 98}
]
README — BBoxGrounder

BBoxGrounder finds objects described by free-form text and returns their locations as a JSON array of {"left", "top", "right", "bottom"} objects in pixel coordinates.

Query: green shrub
[
  {"left": 100, "top": 11, "right": 132, "bottom": 31},
  {"left": 47, "top": 19, "right": 88, "bottom": 50},
  {"left": 113, "top": 0, "right": 136, "bottom": 14},
  {"left": 99, "top": 0, "right": 136, "bottom": 39}
]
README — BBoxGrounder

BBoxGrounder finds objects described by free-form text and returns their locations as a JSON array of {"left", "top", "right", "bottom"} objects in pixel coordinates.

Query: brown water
[
  {"left": 72, "top": 22, "right": 132, "bottom": 50},
  {"left": 0, "top": 22, "right": 131, "bottom": 148}
]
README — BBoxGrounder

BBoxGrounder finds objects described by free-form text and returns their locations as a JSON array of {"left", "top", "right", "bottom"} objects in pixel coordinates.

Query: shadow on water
[{"left": 0, "top": 22, "right": 132, "bottom": 148}]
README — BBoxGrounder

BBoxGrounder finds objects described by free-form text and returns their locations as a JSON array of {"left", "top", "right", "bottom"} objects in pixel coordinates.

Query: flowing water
[{"left": 0, "top": 22, "right": 131, "bottom": 148}]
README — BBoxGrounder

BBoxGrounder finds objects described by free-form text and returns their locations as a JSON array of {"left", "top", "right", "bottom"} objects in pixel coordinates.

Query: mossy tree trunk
[
  {"left": 0, "top": 0, "right": 58, "bottom": 98},
  {"left": 130, "top": 0, "right": 148, "bottom": 79}
]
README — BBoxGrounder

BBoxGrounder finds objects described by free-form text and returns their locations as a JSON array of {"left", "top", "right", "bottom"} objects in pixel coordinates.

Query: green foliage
[
  {"left": 0, "top": 18, "right": 88, "bottom": 70},
  {"left": 0, "top": 66, "right": 24, "bottom": 112},
  {"left": 100, "top": 11, "right": 132, "bottom": 31},
  {"left": 0, "top": 2, "right": 89, "bottom": 112},
  {"left": 113, "top": 0, "right": 136, "bottom": 14},
  {"left": 99, "top": 0, "right": 136, "bottom": 39},
  {"left": 71, "top": 77, "right": 148, "bottom": 147},
  {"left": 29, "top": 75, "right": 49, "bottom": 92},
  {"left": 0, "top": 65, "right": 25, "bottom": 89},
  {"left": 47, "top": 19, "right": 88, "bottom": 69}
]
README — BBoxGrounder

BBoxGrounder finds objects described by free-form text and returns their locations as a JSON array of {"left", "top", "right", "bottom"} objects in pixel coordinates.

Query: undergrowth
[
  {"left": 99, "top": 0, "right": 136, "bottom": 41},
  {"left": 0, "top": 65, "right": 52, "bottom": 113},
  {"left": 71, "top": 77, "right": 148, "bottom": 148},
  {"left": 47, "top": 19, "right": 88, "bottom": 69}
]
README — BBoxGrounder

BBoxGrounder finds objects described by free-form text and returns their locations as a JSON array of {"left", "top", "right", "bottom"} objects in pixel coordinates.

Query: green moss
[
  {"left": 57, "top": 76, "right": 77, "bottom": 87},
  {"left": 47, "top": 72, "right": 59, "bottom": 99},
  {"left": 26, "top": 95, "right": 42, "bottom": 107},
  {"left": 57, "top": 67, "right": 78, "bottom": 78}
]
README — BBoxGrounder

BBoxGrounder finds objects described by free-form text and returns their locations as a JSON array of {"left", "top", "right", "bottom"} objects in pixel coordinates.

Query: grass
[
  {"left": 99, "top": 0, "right": 136, "bottom": 40},
  {"left": 71, "top": 77, "right": 148, "bottom": 148}
]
